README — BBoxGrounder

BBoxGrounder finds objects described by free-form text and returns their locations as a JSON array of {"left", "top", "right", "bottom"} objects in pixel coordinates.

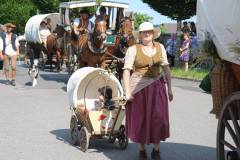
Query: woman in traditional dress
[{"left": 123, "top": 22, "right": 173, "bottom": 160}]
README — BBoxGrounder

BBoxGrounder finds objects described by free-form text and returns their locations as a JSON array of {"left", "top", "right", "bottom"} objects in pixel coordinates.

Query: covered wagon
[{"left": 67, "top": 67, "right": 128, "bottom": 151}]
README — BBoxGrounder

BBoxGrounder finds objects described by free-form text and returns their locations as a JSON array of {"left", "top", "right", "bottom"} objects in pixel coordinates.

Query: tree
[
  {"left": 142, "top": 0, "right": 197, "bottom": 31},
  {"left": 133, "top": 12, "right": 153, "bottom": 30},
  {"left": 31, "top": 0, "right": 60, "bottom": 13},
  {"left": 0, "top": 0, "right": 37, "bottom": 34}
]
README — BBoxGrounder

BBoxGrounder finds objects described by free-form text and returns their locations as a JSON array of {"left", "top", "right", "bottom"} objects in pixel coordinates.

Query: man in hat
[
  {"left": 73, "top": 8, "right": 94, "bottom": 35},
  {"left": 1, "top": 23, "right": 19, "bottom": 86}
]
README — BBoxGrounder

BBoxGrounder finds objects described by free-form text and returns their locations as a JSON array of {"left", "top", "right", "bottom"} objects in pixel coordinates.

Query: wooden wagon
[
  {"left": 197, "top": 0, "right": 240, "bottom": 159},
  {"left": 67, "top": 67, "right": 127, "bottom": 151}
]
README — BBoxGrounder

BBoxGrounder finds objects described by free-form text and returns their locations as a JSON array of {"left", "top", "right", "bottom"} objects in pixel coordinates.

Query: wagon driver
[
  {"left": 73, "top": 8, "right": 94, "bottom": 35},
  {"left": 123, "top": 22, "right": 173, "bottom": 160}
]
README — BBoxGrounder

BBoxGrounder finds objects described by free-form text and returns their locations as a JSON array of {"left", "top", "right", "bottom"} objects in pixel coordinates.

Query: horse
[
  {"left": 70, "top": 18, "right": 108, "bottom": 69},
  {"left": 27, "top": 42, "right": 47, "bottom": 86},
  {"left": 106, "top": 16, "right": 135, "bottom": 81},
  {"left": 27, "top": 25, "right": 67, "bottom": 86}
]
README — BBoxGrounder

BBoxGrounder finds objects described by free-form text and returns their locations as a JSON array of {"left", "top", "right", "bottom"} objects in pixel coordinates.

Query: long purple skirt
[{"left": 125, "top": 78, "right": 169, "bottom": 144}]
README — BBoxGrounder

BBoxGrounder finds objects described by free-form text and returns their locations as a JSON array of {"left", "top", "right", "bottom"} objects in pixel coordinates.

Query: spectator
[
  {"left": 180, "top": 33, "right": 190, "bottom": 72},
  {"left": 1, "top": 23, "right": 19, "bottom": 86},
  {"left": 190, "top": 21, "right": 197, "bottom": 36},
  {"left": 181, "top": 21, "right": 190, "bottom": 34},
  {"left": 165, "top": 33, "right": 177, "bottom": 67}
]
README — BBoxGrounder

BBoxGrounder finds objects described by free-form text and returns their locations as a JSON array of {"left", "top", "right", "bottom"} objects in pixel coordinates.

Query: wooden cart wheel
[
  {"left": 217, "top": 91, "right": 240, "bottom": 160},
  {"left": 79, "top": 126, "right": 90, "bottom": 152},
  {"left": 118, "top": 125, "right": 128, "bottom": 150},
  {"left": 70, "top": 115, "right": 79, "bottom": 145}
]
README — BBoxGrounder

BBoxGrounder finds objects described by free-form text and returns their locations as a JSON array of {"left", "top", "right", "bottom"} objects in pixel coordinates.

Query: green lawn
[{"left": 171, "top": 67, "right": 209, "bottom": 81}]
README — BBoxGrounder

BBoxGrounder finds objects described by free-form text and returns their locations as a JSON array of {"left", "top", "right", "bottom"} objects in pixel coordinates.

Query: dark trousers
[{"left": 167, "top": 54, "right": 175, "bottom": 67}]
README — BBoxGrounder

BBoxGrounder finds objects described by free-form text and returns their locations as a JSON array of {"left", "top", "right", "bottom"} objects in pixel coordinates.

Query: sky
[{"left": 114, "top": 0, "right": 196, "bottom": 24}]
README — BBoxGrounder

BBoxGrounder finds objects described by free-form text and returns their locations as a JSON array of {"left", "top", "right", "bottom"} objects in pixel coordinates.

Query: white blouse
[{"left": 123, "top": 43, "right": 169, "bottom": 70}]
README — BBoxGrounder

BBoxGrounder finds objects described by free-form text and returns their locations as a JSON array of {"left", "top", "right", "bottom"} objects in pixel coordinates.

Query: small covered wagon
[{"left": 67, "top": 67, "right": 128, "bottom": 151}]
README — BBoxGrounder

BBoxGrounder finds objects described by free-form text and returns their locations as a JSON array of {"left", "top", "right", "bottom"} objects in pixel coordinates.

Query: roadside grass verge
[{"left": 171, "top": 67, "right": 209, "bottom": 81}]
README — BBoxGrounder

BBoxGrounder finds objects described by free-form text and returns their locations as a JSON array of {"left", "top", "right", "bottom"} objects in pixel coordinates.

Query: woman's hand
[
  {"left": 168, "top": 89, "right": 173, "bottom": 102},
  {"left": 125, "top": 92, "right": 134, "bottom": 102}
]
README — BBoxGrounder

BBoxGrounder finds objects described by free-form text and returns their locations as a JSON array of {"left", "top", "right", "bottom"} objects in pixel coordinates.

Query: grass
[{"left": 171, "top": 67, "right": 209, "bottom": 81}]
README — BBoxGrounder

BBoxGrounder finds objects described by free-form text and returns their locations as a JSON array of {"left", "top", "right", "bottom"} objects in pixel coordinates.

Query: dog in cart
[{"left": 67, "top": 67, "right": 128, "bottom": 151}]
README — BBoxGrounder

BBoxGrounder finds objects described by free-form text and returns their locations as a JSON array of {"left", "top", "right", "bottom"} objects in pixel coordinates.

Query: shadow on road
[
  {"left": 50, "top": 128, "right": 216, "bottom": 160},
  {"left": 40, "top": 73, "right": 68, "bottom": 84},
  {"left": 0, "top": 79, "right": 7, "bottom": 85}
]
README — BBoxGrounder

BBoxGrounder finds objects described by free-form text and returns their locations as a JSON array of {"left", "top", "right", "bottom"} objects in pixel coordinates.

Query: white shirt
[
  {"left": 4, "top": 34, "right": 19, "bottom": 56},
  {"left": 123, "top": 43, "right": 169, "bottom": 70},
  {"left": 73, "top": 18, "right": 94, "bottom": 33},
  {"left": 0, "top": 37, "right": 3, "bottom": 51},
  {"left": 39, "top": 27, "right": 51, "bottom": 40}
]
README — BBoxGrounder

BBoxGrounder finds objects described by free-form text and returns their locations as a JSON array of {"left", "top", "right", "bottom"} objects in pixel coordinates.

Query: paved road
[{"left": 0, "top": 64, "right": 217, "bottom": 160}]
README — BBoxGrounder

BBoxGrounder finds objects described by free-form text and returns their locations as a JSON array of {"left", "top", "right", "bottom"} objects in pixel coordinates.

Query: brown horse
[
  {"left": 47, "top": 24, "right": 68, "bottom": 71},
  {"left": 71, "top": 19, "right": 108, "bottom": 68},
  {"left": 107, "top": 16, "right": 135, "bottom": 80}
]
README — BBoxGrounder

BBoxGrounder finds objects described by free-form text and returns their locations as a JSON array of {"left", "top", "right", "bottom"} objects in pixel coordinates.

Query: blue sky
[{"left": 115, "top": 0, "right": 196, "bottom": 24}]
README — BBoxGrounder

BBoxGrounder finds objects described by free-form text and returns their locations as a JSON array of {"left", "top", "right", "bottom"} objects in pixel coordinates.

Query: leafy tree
[
  {"left": 0, "top": 0, "right": 37, "bottom": 34},
  {"left": 133, "top": 12, "right": 153, "bottom": 30},
  {"left": 31, "top": 0, "right": 60, "bottom": 13},
  {"left": 142, "top": 0, "right": 197, "bottom": 31}
]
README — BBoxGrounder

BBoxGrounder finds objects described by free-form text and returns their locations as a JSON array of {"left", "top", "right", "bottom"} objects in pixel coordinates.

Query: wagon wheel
[
  {"left": 217, "top": 91, "right": 240, "bottom": 160},
  {"left": 79, "top": 126, "right": 90, "bottom": 152},
  {"left": 70, "top": 115, "right": 79, "bottom": 145},
  {"left": 118, "top": 125, "right": 128, "bottom": 149}
]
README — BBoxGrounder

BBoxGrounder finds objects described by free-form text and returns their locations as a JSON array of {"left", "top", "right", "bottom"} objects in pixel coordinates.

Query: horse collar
[{"left": 88, "top": 41, "right": 107, "bottom": 54}]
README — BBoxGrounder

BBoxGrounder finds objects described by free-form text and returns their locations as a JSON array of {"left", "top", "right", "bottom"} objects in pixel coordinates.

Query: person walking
[
  {"left": 180, "top": 33, "right": 190, "bottom": 72},
  {"left": 123, "top": 22, "right": 173, "bottom": 160},
  {"left": 1, "top": 23, "right": 19, "bottom": 86}
]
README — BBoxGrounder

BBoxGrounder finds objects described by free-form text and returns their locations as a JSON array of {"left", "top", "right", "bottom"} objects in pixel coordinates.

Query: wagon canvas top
[
  {"left": 197, "top": 0, "right": 240, "bottom": 65},
  {"left": 59, "top": 0, "right": 129, "bottom": 9}
]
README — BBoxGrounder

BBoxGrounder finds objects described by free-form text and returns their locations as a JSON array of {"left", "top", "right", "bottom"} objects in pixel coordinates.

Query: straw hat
[
  {"left": 4, "top": 23, "right": 16, "bottom": 28},
  {"left": 133, "top": 22, "right": 161, "bottom": 40}
]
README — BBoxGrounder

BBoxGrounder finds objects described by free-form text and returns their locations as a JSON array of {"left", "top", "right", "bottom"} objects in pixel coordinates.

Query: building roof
[{"left": 59, "top": 0, "right": 129, "bottom": 9}]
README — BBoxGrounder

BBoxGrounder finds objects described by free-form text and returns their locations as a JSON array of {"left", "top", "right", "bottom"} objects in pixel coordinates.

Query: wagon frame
[{"left": 58, "top": 0, "right": 130, "bottom": 74}]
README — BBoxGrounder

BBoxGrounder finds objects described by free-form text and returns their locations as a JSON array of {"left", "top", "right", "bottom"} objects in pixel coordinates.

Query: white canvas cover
[
  {"left": 25, "top": 13, "right": 61, "bottom": 43},
  {"left": 197, "top": 0, "right": 240, "bottom": 65},
  {"left": 67, "top": 67, "right": 124, "bottom": 108}
]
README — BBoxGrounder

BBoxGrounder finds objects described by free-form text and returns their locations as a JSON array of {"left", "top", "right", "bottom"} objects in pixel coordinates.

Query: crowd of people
[{"left": 165, "top": 21, "right": 198, "bottom": 72}]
